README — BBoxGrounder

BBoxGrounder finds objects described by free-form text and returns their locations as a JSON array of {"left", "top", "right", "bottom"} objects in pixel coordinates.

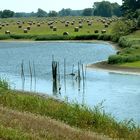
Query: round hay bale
[
  {"left": 101, "top": 29, "right": 106, "bottom": 34},
  {"left": 71, "top": 22, "right": 74, "bottom": 25},
  {"left": 74, "top": 27, "right": 79, "bottom": 32},
  {"left": 63, "top": 32, "right": 69, "bottom": 36},
  {"left": 18, "top": 25, "right": 22, "bottom": 28},
  {"left": 0, "top": 26, "right": 2, "bottom": 30},
  {"left": 37, "top": 23, "right": 41, "bottom": 27},
  {"left": 6, "top": 23, "right": 9, "bottom": 26},
  {"left": 79, "top": 24, "right": 83, "bottom": 28},
  {"left": 53, "top": 27, "right": 57, "bottom": 31},
  {"left": 27, "top": 26, "right": 31, "bottom": 30},
  {"left": 5, "top": 30, "right": 10, "bottom": 34},
  {"left": 28, "top": 22, "right": 32, "bottom": 25},
  {"left": 50, "top": 25, "right": 53, "bottom": 29},
  {"left": 65, "top": 23, "right": 69, "bottom": 27},
  {"left": 104, "top": 23, "right": 108, "bottom": 28},
  {"left": 24, "top": 29, "right": 28, "bottom": 33},
  {"left": 88, "top": 22, "right": 92, "bottom": 26},
  {"left": 94, "top": 30, "right": 99, "bottom": 33},
  {"left": 2, "top": 24, "right": 5, "bottom": 27}
]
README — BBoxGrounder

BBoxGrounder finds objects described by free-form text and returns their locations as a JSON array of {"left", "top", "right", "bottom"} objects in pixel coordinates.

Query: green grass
[
  {"left": 0, "top": 89, "right": 139, "bottom": 139},
  {"left": 119, "top": 61, "right": 140, "bottom": 68},
  {"left": 0, "top": 17, "right": 115, "bottom": 37},
  {"left": 108, "top": 30, "right": 140, "bottom": 64}
]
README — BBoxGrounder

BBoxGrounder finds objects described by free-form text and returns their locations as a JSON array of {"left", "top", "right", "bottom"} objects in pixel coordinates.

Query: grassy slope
[
  {"left": 0, "top": 106, "right": 109, "bottom": 140},
  {"left": 118, "top": 30, "right": 140, "bottom": 67},
  {"left": 0, "top": 89, "right": 139, "bottom": 140}
]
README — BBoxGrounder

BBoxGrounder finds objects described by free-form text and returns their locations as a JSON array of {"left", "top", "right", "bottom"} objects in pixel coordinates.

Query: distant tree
[
  {"left": 69, "top": 10, "right": 83, "bottom": 16},
  {"left": 82, "top": 8, "right": 93, "bottom": 16},
  {"left": 122, "top": 0, "right": 140, "bottom": 18},
  {"left": 0, "top": 11, "right": 2, "bottom": 18},
  {"left": 48, "top": 11, "right": 58, "bottom": 17},
  {"left": 112, "top": 3, "right": 122, "bottom": 17},
  {"left": 14, "top": 12, "right": 36, "bottom": 17},
  {"left": 1, "top": 10, "right": 14, "bottom": 18},
  {"left": 59, "top": 8, "right": 71, "bottom": 16},
  {"left": 93, "top": 1, "right": 112, "bottom": 17},
  {"left": 37, "top": 8, "right": 47, "bottom": 17},
  {"left": 93, "top": 1, "right": 121, "bottom": 17}
]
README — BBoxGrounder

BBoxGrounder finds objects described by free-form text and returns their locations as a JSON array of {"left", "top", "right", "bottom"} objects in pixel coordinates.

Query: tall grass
[
  {"left": 0, "top": 78, "right": 10, "bottom": 90},
  {"left": 0, "top": 89, "right": 139, "bottom": 139}
]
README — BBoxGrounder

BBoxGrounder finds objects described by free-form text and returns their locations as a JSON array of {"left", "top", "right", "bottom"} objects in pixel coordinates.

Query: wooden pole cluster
[
  {"left": 21, "top": 60, "right": 25, "bottom": 91},
  {"left": 52, "top": 60, "right": 58, "bottom": 95}
]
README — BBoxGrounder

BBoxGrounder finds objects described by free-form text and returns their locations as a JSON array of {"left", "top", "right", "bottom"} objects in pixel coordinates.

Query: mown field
[{"left": 0, "top": 17, "right": 116, "bottom": 36}]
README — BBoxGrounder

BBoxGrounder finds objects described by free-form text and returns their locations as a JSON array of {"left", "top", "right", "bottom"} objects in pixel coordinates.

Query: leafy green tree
[
  {"left": 112, "top": 3, "right": 122, "bottom": 17},
  {"left": 0, "top": 11, "right": 2, "bottom": 18},
  {"left": 48, "top": 11, "right": 58, "bottom": 17},
  {"left": 93, "top": 1, "right": 121, "bottom": 17},
  {"left": 93, "top": 1, "right": 112, "bottom": 17},
  {"left": 82, "top": 8, "right": 93, "bottom": 16},
  {"left": 1, "top": 10, "right": 14, "bottom": 18},
  {"left": 59, "top": 8, "right": 72, "bottom": 16},
  {"left": 37, "top": 8, "right": 47, "bottom": 17},
  {"left": 122, "top": 0, "right": 140, "bottom": 18}
]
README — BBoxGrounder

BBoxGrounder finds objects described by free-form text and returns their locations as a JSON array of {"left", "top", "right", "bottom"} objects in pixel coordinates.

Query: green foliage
[
  {"left": 59, "top": 8, "right": 72, "bottom": 16},
  {"left": 0, "top": 78, "right": 10, "bottom": 90},
  {"left": 112, "top": 20, "right": 137, "bottom": 38},
  {"left": 108, "top": 54, "right": 140, "bottom": 64},
  {"left": 137, "top": 16, "right": 140, "bottom": 28},
  {"left": 93, "top": 1, "right": 121, "bottom": 17},
  {"left": 1, "top": 10, "right": 14, "bottom": 18},
  {"left": 0, "top": 125, "right": 32, "bottom": 140},
  {"left": 122, "top": 0, "right": 140, "bottom": 18},
  {"left": 82, "top": 8, "right": 93, "bottom": 16},
  {"left": 0, "top": 90, "right": 139, "bottom": 139},
  {"left": 48, "top": 11, "right": 58, "bottom": 17},
  {"left": 0, "top": 35, "right": 11, "bottom": 40},
  {"left": 36, "top": 8, "right": 47, "bottom": 17}
]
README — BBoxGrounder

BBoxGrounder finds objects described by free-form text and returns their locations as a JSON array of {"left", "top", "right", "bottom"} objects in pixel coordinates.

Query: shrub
[
  {"left": 0, "top": 35, "right": 11, "bottom": 40},
  {"left": 108, "top": 54, "right": 140, "bottom": 64},
  {"left": 137, "top": 16, "right": 140, "bottom": 28},
  {"left": 0, "top": 78, "right": 10, "bottom": 90}
]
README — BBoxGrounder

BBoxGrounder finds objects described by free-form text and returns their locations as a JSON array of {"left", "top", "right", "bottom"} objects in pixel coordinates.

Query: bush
[
  {"left": 35, "top": 35, "right": 72, "bottom": 41},
  {"left": 0, "top": 78, "right": 10, "bottom": 90},
  {"left": 137, "top": 16, "right": 140, "bottom": 28},
  {"left": 108, "top": 54, "right": 140, "bottom": 64},
  {"left": 10, "top": 34, "right": 37, "bottom": 39},
  {"left": 0, "top": 35, "right": 11, "bottom": 40}
]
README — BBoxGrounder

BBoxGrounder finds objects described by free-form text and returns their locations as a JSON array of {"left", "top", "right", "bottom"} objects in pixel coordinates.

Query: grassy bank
[
  {"left": 108, "top": 30, "right": 140, "bottom": 65},
  {"left": 0, "top": 88, "right": 139, "bottom": 140}
]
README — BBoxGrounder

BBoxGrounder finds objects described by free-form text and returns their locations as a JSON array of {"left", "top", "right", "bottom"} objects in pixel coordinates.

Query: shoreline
[{"left": 87, "top": 61, "right": 140, "bottom": 76}]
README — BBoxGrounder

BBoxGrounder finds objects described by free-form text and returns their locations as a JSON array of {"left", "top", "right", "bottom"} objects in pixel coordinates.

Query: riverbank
[
  {"left": 0, "top": 89, "right": 139, "bottom": 140},
  {"left": 0, "top": 106, "right": 110, "bottom": 140},
  {"left": 87, "top": 61, "right": 140, "bottom": 75}
]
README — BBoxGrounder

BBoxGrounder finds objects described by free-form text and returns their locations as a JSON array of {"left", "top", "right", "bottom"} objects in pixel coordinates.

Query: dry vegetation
[{"left": 0, "top": 106, "right": 111, "bottom": 140}]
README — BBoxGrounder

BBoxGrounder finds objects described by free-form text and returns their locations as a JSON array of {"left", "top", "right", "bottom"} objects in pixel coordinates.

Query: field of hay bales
[{"left": 0, "top": 17, "right": 117, "bottom": 36}]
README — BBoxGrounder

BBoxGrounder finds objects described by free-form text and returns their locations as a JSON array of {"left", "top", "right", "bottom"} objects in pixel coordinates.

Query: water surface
[{"left": 0, "top": 41, "right": 139, "bottom": 124}]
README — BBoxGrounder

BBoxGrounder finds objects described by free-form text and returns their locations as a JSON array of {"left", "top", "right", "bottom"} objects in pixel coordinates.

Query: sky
[{"left": 0, "top": 0, "right": 122, "bottom": 12}]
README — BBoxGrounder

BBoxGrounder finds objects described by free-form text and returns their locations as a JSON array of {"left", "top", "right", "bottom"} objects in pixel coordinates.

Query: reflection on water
[{"left": 0, "top": 41, "right": 140, "bottom": 124}]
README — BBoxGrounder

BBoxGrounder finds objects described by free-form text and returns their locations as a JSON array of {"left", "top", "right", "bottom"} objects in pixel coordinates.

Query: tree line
[{"left": 0, "top": 1, "right": 122, "bottom": 18}]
